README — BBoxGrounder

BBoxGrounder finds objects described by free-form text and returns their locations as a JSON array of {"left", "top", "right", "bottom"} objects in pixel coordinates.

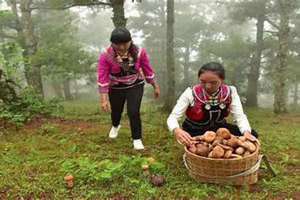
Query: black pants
[
  {"left": 182, "top": 119, "right": 258, "bottom": 138},
  {"left": 109, "top": 84, "right": 144, "bottom": 140}
]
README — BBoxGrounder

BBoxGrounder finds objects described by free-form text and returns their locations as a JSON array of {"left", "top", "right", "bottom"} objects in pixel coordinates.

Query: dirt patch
[
  {"left": 39, "top": 191, "right": 52, "bottom": 200},
  {"left": 0, "top": 188, "right": 8, "bottom": 200},
  {"left": 278, "top": 113, "right": 300, "bottom": 124},
  {"left": 0, "top": 119, "right": 16, "bottom": 130},
  {"left": 248, "top": 184, "right": 263, "bottom": 193},
  {"left": 292, "top": 191, "right": 300, "bottom": 200},
  {"left": 22, "top": 116, "right": 99, "bottom": 134},
  {"left": 110, "top": 193, "right": 129, "bottom": 200},
  {"left": 285, "top": 165, "right": 300, "bottom": 176},
  {"left": 267, "top": 191, "right": 300, "bottom": 200}
]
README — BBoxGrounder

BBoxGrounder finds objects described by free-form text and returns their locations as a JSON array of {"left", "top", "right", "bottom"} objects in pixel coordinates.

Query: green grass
[{"left": 0, "top": 101, "right": 299, "bottom": 199}]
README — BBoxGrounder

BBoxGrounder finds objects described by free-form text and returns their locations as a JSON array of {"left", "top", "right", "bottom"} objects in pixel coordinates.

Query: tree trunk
[
  {"left": 157, "top": 4, "right": 167, "bottom": 103},
  {"left": 273, "top": 0, "right": 291, "bottom": 114},
  {"left": 183, "top": 43, "right": 190, "bottom": 88},
  {"left": 293, "top": 78, "right": 299, "bottom": 107},
  {"left": 163, "top": 0, "right": 175, "bottom": 111},
  {"left": 246, "top": 2, "right": 265, "bottom": 107},
  {"left": 73, "top": 80, "right": 79, "bottom": 99},
  {"left": 52, "top": 82, "right": 64, "bottom": 99},
  {"left": 110, "top": 0, "right": 127, "bottom": 27},
  {"left": 63, "top": 79, "right": 72, "bottom": 100},
  {"left": 20, "top": 0, "right": 44, "bottom": 97}
]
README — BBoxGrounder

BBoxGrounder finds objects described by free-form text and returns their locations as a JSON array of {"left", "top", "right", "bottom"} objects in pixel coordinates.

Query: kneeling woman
[{"left": 167, "top": 62, "right": 258, "bottom": 146}]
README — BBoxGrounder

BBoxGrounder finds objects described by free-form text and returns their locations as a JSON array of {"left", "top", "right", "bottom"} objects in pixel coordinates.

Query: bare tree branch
[
  {"left": 30, "top": 1, "right": 112, "bottom": 10},
  {"left": 264, "top": 30, "right": 279, "bottom": 35},
  {"left": 265, "top": 17, "right": 280, "bottom": 30}
]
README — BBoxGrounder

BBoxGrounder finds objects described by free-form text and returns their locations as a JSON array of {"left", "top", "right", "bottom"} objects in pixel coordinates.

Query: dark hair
[
  {"left": 110, "top": 27, "right": 132, "bottom": 44},
  {"left": 198, "top": 62, "right": 225, "bottom": 80}
]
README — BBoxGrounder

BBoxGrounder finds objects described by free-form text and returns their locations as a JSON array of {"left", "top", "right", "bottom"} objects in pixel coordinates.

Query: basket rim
[{"left": 184, "top": 142, "right": 260, "bottom": 161}]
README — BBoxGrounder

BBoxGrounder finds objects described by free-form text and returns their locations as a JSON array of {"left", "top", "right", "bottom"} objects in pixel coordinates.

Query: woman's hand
[
  {"left": 244, "top": 131, "right": 260, "bottom": 145},
  {"left": 174, "top": 128, "right": 194, "bottom": 146},
  {"left": 152, "top": 83, "right": 160, "bottom": 99},
  {"left": 100, "top": 93, "right": 111, "bottom": 112}
]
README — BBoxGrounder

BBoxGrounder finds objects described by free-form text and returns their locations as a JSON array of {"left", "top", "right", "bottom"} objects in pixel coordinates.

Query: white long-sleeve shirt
[{"left": 167, "top": 86, "right": 251, "bottom": 134}]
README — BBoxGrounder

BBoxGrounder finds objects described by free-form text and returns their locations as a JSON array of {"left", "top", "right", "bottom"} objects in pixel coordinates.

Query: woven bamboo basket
[{"left": 183, "top": 143, "right": 261, "bottom": 185}]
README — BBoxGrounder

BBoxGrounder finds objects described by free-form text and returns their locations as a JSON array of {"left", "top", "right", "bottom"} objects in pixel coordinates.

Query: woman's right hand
[
  {"left": 174, "top": 128, "right": 194, "bottom": 146},
  {"left": 100, "top": 93, "right": 111, "bottom": 112}
]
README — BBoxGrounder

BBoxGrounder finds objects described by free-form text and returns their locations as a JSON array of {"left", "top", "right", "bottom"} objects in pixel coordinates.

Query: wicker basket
[{"left": 183, "top": 143, "right": 261, "bottom": 185}]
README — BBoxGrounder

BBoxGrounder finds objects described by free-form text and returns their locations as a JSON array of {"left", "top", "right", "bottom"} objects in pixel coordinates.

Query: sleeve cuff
[
  {"left": 147, "top": 78, "right": 155, "bottom": 85},
  {"left": 99, "top": 86, "right": 109, "bottom": 93},
  {"left": 169, "top": 126, "right": 179, "bottom": 134}
]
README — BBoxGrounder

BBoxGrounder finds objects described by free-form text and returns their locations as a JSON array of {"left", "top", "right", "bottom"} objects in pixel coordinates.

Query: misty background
[{"left": 0, "top": 0, "right": 300, "bottom": 113}]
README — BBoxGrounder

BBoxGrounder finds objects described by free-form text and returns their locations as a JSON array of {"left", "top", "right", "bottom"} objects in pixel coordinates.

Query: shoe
[
  {"left": 108, "top": 125, "right": 121, "bottom": 139},
  {"left": 133, "top": 139, "right": 144, "bottom": 150}
]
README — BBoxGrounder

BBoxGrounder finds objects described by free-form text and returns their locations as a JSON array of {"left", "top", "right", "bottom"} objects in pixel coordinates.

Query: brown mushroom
[
  {"left": 237, "top": 139, "right": 246, "bottom": 147},
  {"left": 188, "top": 144, "right": 197, "bottom": 154},
  {"left": 150, "top": 175, "right": 165, "bottom": 187},
  {"left": 227, "top": 137, "right": 240, "bottom": 148},
  {"left": 64, "top": 175, "right": 74, "bottom": 189},
  {"left": 217, "top": 143, "right": 233, "bottom": 151},
  {"left": 196, "top": 143, "right": 209, "bottom": 157},
  {"left": 222, "top": 139, "right": 228, "bottom": 145},
  {"left": 235, "top": 147, "right": 245, "bottom": 155},
  {"left": 242, "top": 141, "right": 256, "bottom": 153},
  {"left": 224, "top": 149, "right": 233, "bottom": 158},
  {"left": 142, "top": 164, "right": 149, "bottom": 171},
  {"left": 202, "top": 142, "right": 209, "bottom": 146},
  {"left": 211, "top": 146, "right": 225, "bottom": 158},
  {"left": 202, "top": 131, "right": 216, "bottom": 143},
  {"left": 239, "top": 136, "right": 247, "bottom": 142},
  {"left": 216, "top": 128, "right": 231, "bottom": 139},
  {"left": 212, "top": 138, "right": 223, "bottom": 147}
]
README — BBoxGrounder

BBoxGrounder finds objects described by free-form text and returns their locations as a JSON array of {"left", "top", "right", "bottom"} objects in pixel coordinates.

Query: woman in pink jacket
[{"left": 98, "top": 27, "right": 160, "bottom": 150}]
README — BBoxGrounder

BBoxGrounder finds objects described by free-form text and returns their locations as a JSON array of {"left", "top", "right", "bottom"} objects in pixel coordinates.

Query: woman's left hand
[{"left": 153, "top": 84, "right": 160, "bottom": 99}]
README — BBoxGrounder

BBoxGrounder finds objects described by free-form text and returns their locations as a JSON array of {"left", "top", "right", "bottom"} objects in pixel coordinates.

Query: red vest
[{"left": 186, "top": 84, "right": 232, "bottom": 122}]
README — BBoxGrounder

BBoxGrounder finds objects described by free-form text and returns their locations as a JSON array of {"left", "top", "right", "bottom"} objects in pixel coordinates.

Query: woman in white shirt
[{"left": 167, "top": 62, "right": 258, "bottom": 146}]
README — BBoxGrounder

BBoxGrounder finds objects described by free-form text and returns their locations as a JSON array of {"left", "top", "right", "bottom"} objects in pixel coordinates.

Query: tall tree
[
  {"left": 245, "top": 0, "right": 267, "bottom": 107},
  {"left": 228, "top": 0, "right": 268, "bottom": 107},
  {"left": 20, "top": 0, "right": 44, "bottom": 97},
  {"left": 2, "top": 0, "right": 44, "bottom": 96},
  {"left": 110, "top": 0, "right": 126, "bottom": 27},
  {"left": 129, "top": 0, "right": 167, "bottom": 101},
  {"left": 273, "top": 0, "right": 294, "bottom": 114},
  {"left": 164, "top": 0, "right": 175, "bottom": 111}
]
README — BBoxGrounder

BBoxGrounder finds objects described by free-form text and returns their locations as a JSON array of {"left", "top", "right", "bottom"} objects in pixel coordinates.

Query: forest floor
[{"left": 0, "top": 100, "right": 299, "bottom": 200}]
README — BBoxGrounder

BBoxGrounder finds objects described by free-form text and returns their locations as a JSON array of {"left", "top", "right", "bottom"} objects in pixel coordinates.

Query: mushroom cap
[
  {"left": 195, "top": 143, "right": 209, "bottom": 157},
  {"left": 150, "top": 175, "right": 165, "bottom": 187},
  {"left": 235, "top": 147, "right": 245, "bottom": 155},
  {"left": 64, "top": 175, "right": 74, "bottom": 181},
  {"left": 216, "top": 128, "right": 232, "bottom": 139},
  {"left": 142, "top": 164, "right": 149, "bottom": 171},
  {"left": 227, "top": 137, "right": 240, "bottom": 148},
  {"left": 211, "top": 145, "right": 225, "bottom": 158},
  {"left": 224, "top": 149, "right": 233, "bottom": 158},
  {"left": 203, "top": 131, "right": 216, "bottom": 143}
]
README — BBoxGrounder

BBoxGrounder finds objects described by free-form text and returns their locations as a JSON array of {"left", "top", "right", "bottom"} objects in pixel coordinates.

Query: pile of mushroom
[{"left": 187, "top": 128, "right": 258, "bottom": 159}]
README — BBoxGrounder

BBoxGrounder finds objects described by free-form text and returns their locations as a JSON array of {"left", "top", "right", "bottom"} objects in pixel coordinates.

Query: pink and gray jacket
[{"left": 97, "top": 46, "right": 155, "bottom": 93}]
